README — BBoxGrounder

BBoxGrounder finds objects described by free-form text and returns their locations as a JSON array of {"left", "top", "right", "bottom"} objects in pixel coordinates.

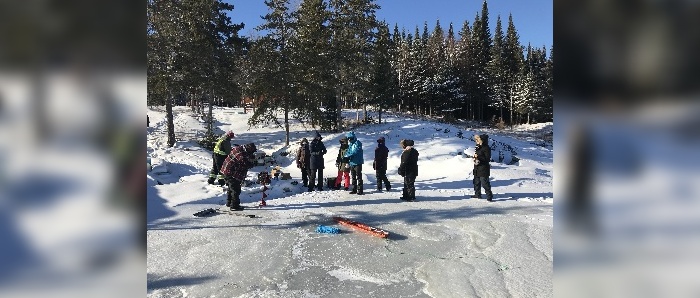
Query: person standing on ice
[
  {"left": 296, "top": 138, "right": 311, "bottom": 188},
  {"left": 334, "top": 137, "right": 351, "bottom": 190},
  {"left": 308, "top": 132, "right": 327, "bottom": 192},
  {"left": 471, "top": 134, "right": 494, "bottom": 202},
  {"left": 398, "top": 139, "right": 419, "bottom": 201},
  {"left": 373, "top": 136, "right": 391, "bottom": 192},
  {"left": 220, "top": 143, "right": 257, "bottom": 210},
  {"left": 208, "top": 130, "right": 235, "bottom": 185},
  {"left": 344, "top": 131, "right": 364, "bottom": 195}
]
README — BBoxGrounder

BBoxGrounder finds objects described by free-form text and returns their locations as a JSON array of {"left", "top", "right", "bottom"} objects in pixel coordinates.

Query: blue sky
[{"left": 226, "top": 0, "right": 552, "bottom": 50}]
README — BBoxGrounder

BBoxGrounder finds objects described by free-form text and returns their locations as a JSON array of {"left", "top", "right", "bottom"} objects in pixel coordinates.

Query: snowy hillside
[{"left": 147, "top": 106, "right": 553, "bottom": 298}]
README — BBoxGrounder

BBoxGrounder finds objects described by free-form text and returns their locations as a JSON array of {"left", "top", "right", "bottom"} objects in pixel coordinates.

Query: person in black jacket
[
  {"left": 296, "top": 138, "right": 311, "bottom": 187},
  {"left": 308, "top": 132, "right": 327, "bottom": 191},
  {"left": 398, "top": 139, "right": 419, "bottom": 201},
  {"left": 471, "top": 134, "right": 494, "bottom": 201},
  {"left": 373, "top": 136, "right": 391, "bottom": 191}
]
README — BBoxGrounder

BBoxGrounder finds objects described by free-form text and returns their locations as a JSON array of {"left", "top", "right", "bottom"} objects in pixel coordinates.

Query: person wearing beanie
[
  {"left": 308, "top": 132, "right": 327, "bottom": 191},
  {"left": 471, "top": 134, "right": 493, "bottom": 202},
  {"left": 296, "top": 138, "right": 311, "bottom": 187},
  {"left": 220, "top": 142, "right": 257, "bottom": 210},
  {"left": 334, "top": 137, "right": 351, "bottom": 190},
  {"left": 343, "top": 131, "right": 364, "bottom": 195},
  {"left": 397, "top": 139, "right": 419, "bottom": 201},
  {"left": 373, "top": 136, "right": 391, "bottom": 191},
  {"left": 208, "top": 130, "right": 235, "bottom": 185}
]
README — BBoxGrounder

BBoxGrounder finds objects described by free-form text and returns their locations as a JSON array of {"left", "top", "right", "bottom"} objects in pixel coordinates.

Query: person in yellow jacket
[{"left": 208, "top": 131, "right": 235, "bottom": 185}]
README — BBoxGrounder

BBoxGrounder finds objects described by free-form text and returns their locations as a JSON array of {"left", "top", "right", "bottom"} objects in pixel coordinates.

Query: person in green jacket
[{"left": 208, "top": 130, "right": 235, "bottom": 185}]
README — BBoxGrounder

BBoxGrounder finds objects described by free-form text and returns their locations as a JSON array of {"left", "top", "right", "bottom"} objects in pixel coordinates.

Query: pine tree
[
  {"left": 329, "top": 0, "right": 380, "bottom": 125},
  {"left": 426, "top": 20, "right": 445, "bottom": 117},
  {"left": 248, "top": 0, "right": 297, "bottom": 145},
  {"left": 469, "top": 0, "right": 493, "bottom": 121},
  {"left": 370, "top": 22, "right": 395, "bottom": 124},
  {"left": 455, "top": 20, "right": 471, "bottom": 119},
  {"left": 292, "top": 0, "right": 334, "bottom": 130},
  {"left": 488, "top": 15, "right": 507, "bottom": 123},
  {"left": 148, "top": 0, "right": 245, "bottom": 147},
  {"left": 503, "top": 13, "right": 524, "bottom": 128}
]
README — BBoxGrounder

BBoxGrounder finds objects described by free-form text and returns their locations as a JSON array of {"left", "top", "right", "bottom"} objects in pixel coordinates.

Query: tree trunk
[
  {"left": 363, "top": 102, "right": 367, "bottom": 123},
  {"left": 208, "top": 90, "right": 213, "bottom": 134},
  {"left": 284, "top": 104, "right": 290, "bottom": 146},
  {"left": 509, "top": 97, "right": 514, "bottom": 130},
  {"left": 166, "top": 93, "right": 176, "bottom": 147}
]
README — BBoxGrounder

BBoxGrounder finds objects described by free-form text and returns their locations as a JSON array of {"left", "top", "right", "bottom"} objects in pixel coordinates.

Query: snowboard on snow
[
  {"left": 192, "top": 207, "right": 260, "bottom": 218},
  {"left": 333, "top": 217, "right": 389, "bottom": 238}
]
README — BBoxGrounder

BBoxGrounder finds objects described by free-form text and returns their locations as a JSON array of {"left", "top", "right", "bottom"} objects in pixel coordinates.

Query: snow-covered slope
[{"left": 147, "top": 106, "right": 552, "bottom": 298}]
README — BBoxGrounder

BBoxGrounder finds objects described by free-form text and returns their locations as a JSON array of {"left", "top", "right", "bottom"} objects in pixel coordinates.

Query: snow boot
[
  {"left": 207, "top": 177, "right": 216, "bottom": 185},
  {"left": 470, "top": 194, "right": 482, "bottom": 199},
  {"left": 230, "top": 205, "right": 245, "bottom": 211},
  {"left": 386, "top": 183, "right": 391, "bottom": 191},
  {"left": 218, "top": 179, "right": 226, "bottom": 186},
  {"left": 357, "top": 184, "right": 363, "bottom": 195},
  {"left": 350, "top": 185, "right": 357, "bottom": 194},
  {"left": 344, "top": 187, "right": 349, "bottom": 191},
  {"left": 226, "top": 199, "right": 232, "bottom": 207}
]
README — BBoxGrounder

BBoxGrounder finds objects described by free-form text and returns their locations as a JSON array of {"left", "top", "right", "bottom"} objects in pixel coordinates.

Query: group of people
[
  {"left": 207, "top": 130, "right": 258, "bottom": 210},
  {"left": 208, "top": 129, "right": 494, "bottom": 211}
]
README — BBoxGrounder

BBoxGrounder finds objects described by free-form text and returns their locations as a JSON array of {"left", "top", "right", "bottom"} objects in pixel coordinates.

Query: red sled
[{"left": 333, "top": 217, "right": 389, "bottom": 239}]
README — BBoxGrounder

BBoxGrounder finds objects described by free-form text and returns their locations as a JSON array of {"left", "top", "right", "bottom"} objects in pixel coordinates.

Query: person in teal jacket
[{"left": 343, "top": 131, "right": 364, "bottom": 195}]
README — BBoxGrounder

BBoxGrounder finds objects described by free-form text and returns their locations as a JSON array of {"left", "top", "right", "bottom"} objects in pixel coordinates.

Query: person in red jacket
[
  {"left": 220, "top": 143, "right": 257, "bottom": 210},
  {"left": 373, "top": 136, "right": 391, "bottom": 191}
]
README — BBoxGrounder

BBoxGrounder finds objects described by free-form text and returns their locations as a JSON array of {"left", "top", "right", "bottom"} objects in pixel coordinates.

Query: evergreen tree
[
  {"left": 292, "top": 0, "right": 335, "bottom": 130},
  {"left": 395, "top": 29, "right": 412, "bottom": 112},
  {"left": 425, "top": 20, "right": 445, "bottom": 116},
  {"left": 503, "top": 13, "right": 524, "bottom": 127},
  {"left": 468, "top": 0, "right": 493, "bottom": 121},
  {"left": 248, "top": 0, "right": 297, "bottom": 145},
  {"left": 370, "top": 22, "right": 396, "bottom": 124},
  {"left": 488, "top": 15, "right": 507, "bottom": 122},
  {"left": 455, "top": 20, "right": 471, "bottom": 119},
  {"left": 148, "top": 0, "right": 245, "bottom": 147},
  {"left": 329, "top": 0, "right": 380, "bottom": 125}
]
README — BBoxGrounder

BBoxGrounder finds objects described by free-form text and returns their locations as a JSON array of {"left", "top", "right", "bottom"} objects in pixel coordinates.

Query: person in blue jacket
[{"left": 344, "top": 131, "right": 364, "bottom": 195}]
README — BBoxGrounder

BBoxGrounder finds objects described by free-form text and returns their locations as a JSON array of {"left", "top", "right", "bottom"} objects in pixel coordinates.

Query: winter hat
[
  {"left": 301, "top": 137, "right": 308, "bottom": 144},
  {"left": 314, "top": 131, "right": 322, "bottom": 140},
  {"left": 243, "top": 143, "right": 257, "bottom": 153},
  {"left": 225, "top": 130, "right": 235, "bottom": 138},
  {"left": 480, "top": 134, "right": 489, "bottom": 143},
  {"left": 339, "top": 137, "right": 348, "bottom": 143},
  {"left": 346, "top": 131, "right": 356, "bottom": 140},
  {"left": 377, "top": 136, "right": 385, "bottom": 143},
  {"left": 406, "top": 139, "right": 414, "bottom": 146}
]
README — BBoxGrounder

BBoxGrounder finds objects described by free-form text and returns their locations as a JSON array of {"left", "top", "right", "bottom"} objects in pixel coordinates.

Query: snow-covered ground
[{"left": 147, "top": 106, "right": 553, "bottom": 298}]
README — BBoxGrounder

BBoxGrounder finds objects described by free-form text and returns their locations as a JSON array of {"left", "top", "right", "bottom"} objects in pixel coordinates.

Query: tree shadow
[
  {"left": 493, "top": 192, "right": 554, "bottom": 201},
  {"left": 147, "top": 179, "right": 178, "bottom": 224},
  {"left": 147, "top": 274, "right": 218, "bottom": 291}
]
